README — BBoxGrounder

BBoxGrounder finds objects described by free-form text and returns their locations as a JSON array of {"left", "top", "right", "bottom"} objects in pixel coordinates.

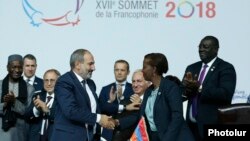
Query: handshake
[{"left": 99, "top": 115, "right": 119, "bottom": 129}]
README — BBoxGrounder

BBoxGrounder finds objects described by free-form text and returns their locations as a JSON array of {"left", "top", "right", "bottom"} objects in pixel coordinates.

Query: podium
[{"left": 218, "top": 103, "right": 250, "bottom": 124}]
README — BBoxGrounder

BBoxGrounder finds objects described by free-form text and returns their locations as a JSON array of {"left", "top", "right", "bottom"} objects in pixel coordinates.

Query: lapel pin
[
  {"left": 211, "top": 66, "right": 215, "bottom": 71},
  {"left": 158, "top": 92, "right": 161, "bottom": 95}
]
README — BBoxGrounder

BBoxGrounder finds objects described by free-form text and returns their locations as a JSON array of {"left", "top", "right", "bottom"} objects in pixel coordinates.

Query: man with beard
[{"left": 51, "top": 49, "right": 114, "bottom": 141}]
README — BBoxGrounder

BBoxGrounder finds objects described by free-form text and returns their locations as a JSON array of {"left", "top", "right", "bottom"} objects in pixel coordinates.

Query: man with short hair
[
  {"left": 25, "top": 69, "right": 61, "bottom": 141},
  {"left": 99, "top": 60, "right": 134, "bottom": 141},
  {"left": 0, "top": 54, "right": 28, "bottom": 141},
  {"left": 112, "top": 69, "right": 151, "bottom": 141},
  {"left": 182, "top": 36, "right": 237, "bottom": 140},
  {"left": 51, "top": 49, "right": 114, "bottom": 141},
  {"left": 23, "top": 54, "right": 43, "bottom": 89}
]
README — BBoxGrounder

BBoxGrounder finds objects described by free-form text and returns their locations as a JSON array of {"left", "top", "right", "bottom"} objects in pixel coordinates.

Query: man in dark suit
[
  {"left": 99, "top": 60, "right": 134, "bottom": 141},
  {"left": 25, "top": 69, "right": 61, "bottom": 141},
  {"left": 182, "top": 36, "right": 237, "bottom": 140},
  {"left": 51, "top": 49, "right": 114, "bottom": 141},
  {"left": 112, "top": 69, "right": 151, "bottom": 141},
  {"left": 23, "top": 54, "right": 43, "bottom": 104}
]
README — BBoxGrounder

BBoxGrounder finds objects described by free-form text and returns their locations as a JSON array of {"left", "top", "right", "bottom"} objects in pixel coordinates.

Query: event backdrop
[{"left": 1, "top": 0, "right": 249, "bottom": 103}]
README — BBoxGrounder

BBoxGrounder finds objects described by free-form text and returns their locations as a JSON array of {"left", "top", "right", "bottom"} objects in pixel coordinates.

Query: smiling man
[
  {"left": 51, "top": 49, "right": 114, "bottom": 141},
  {"left": 112, "top": 69, "right": 151, "bottom": 141},
  {"left": 25, "top": 69, "right": 61, "bottom": 141},
  {"left": 182, "top": 36, "right": 237, "bottom": 140},
  {"left": 0, "top": 54, "right": 28, "bottom": 141}
]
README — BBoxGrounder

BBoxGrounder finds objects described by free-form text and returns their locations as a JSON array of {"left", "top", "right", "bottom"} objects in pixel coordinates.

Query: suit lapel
[
  {"left": 202, "top": 58, "right": 220, "bottom": 85},
  {"left": 41, "top": 91, "right": 47, "bottom": 102},
  {"left": 87, "top": 79, "right": 99, "bottom": 107},
  {"left": 153, "top": 78, "right": 164, "bottom": 116},
  {"left": 69, "top": 71, "right": 91, "bottom": 108},
  {"left": 123, "top": 82, "right": 131, "bottom": 98},
  {"left": 140, "top": 88, "right": 152, "bottom": 115},
  {"left": 193, "top": 62, "right": 203, "bottom": 78}
]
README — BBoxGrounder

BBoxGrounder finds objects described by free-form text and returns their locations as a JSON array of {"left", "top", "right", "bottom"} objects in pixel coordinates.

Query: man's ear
[
  {"left": 74, "top": 61, "right": 81, "bottom": 70},
  {"left": 153, "top": 66, "right": 157, "bottom": 74}
]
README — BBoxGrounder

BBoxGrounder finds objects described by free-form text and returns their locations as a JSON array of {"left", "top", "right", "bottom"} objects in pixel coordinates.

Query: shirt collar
[
  {"left": 203, "top": 57, "right": 217, "bottom": 68},
  {"left": 116, "top": 81, "right": 126, "bottom": 86},
  {"left": 46, "top": 93, "right": 55, "bottom": 98},
  {"left": 23, "top": 75, "right": 35, "bottom": 84},
  {"left": 73, "top": 71, "right": 85, "bottom": 83}
]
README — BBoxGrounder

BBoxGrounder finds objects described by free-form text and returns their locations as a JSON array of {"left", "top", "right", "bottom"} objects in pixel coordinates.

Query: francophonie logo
[{"left": 22, "top": 0, "right": 84, "bottom": 27}]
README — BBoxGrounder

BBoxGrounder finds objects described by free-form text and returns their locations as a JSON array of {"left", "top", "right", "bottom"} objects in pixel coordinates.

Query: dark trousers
[
  {"left": 148, "top": 130, "right": 160, "bottom": 141},
  {"left": 188, "top": 121, "right": 202, "bottom": 141},
  {"left": 40, "top": 134, "right": 48, "bottom": 141}
]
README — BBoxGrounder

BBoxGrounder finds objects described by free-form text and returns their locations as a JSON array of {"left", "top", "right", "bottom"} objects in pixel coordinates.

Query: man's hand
[
  {"left": 33, "top": 95, "right": 49, "bottom": 113},
  {"left": 130, "top": 94, "right": 141, "bottom": 103},
  {"left": 125, "top": 102, "right": 141, "bottom": 111},
  {"left": 108, "top": 86, "right": 116, "bottom": 103},
  {"left": 3, "top": 91, "right": 16, "bottom": 104},
  {"left": 99, "top": 115, "right": 115, "bottom": 129},
  {"left": 108, "top": 118, "right": 120, "bottom": 127},
  {"left": 182, "top": 72, "right": 199, "bottom": 98}
]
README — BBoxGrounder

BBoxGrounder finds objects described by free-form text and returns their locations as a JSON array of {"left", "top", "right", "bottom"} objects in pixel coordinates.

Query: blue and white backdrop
[{"left": 1, "top": 0, "right": 249, "bottom": 104}]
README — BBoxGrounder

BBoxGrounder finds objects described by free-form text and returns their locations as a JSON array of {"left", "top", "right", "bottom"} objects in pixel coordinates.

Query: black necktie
[
  {"left": 81, "top": 80, "right": 87, "bottom": 89},
  {"left": 41, "top": 96, "right": 53, "bottom": 141},
  {"left": 46, "top": 96, "right": 52, "bottom": 105}
]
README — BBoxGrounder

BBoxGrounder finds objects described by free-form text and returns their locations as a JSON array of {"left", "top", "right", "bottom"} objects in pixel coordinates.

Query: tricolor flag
[{"left": 130, "top": 117, "right": 149, "bottom": 141}]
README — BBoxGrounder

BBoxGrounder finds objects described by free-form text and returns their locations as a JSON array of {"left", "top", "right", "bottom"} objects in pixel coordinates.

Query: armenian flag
[{"left": 130, "top": 117, "right": 149, "bottom": 141}]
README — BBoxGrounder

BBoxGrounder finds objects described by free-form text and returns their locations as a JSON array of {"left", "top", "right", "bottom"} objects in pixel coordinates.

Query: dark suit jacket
[
  {"left": 32, "top": 76, "right": 43, "bottom": 91},
  {"left": 183, "top": 57, "right": 236, "bottom": 137},
  {"left": 99, "top": 82, "right": 133, "bottom": 141},
  {"left": 119, "top": 78, "right": 194, "bottom": 141},
  {"left": 112, "top": 99, "right": 139, "bottom": 141},
  {"left": 24, "top": 89, "right": 56, "bottom": 141},
  {"left": 51, "top": 71, "right": 100, "bottom": 141}
]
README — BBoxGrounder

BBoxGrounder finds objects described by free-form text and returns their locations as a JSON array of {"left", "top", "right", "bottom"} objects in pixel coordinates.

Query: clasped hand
[
  {"left": 182, "top": 72, "right": 200, "bottom": 98},
  {"left": 3, "top": 91, "right": 16, "bottom": 104},
  {"left": 99, "top": 115, "right": 119, "bottom": 129},
  {"left": 107, "top": 86, "right": 115, "bottom": 103}
]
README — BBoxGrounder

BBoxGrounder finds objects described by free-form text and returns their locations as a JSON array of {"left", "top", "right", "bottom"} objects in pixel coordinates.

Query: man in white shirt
[
  {"left": 112, "top": 69, "right": 151, "bottom": 141},
  {"left": 25, "top": 69, "right": 61, "bottom": 141},
  {"left": 99, "top": 60, "right": 134, "bottom": 141}
]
